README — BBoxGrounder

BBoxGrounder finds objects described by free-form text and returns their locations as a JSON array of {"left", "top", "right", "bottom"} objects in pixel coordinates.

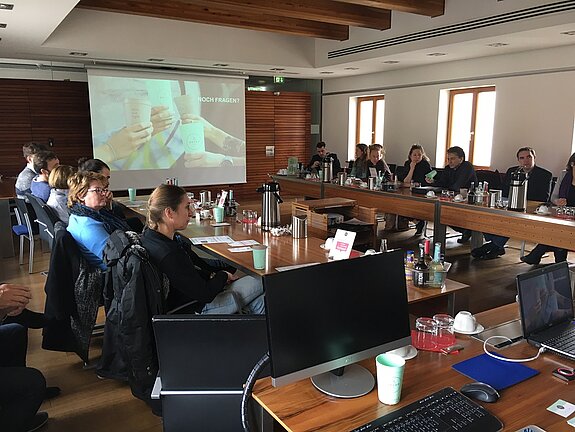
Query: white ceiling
[{"left": 0, "top": 0, "right": 574, "bottom": 78}]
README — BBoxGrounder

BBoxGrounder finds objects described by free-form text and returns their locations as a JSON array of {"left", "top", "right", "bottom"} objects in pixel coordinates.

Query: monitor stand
[{"left": 310, "top": 364, "right": 375, "bottom": 398}]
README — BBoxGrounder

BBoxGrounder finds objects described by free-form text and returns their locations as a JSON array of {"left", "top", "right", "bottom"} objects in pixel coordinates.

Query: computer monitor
[{"left": 262, "top": 249, "right": 411, "bottom": 398}]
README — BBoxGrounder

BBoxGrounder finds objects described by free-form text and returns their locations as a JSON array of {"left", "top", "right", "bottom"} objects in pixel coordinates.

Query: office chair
[
  {"left": 25, "top": 193, "right": 59, "bottom": 251},
  {"left": 12, "top": 198, "right": 35, "bottom": 273}
]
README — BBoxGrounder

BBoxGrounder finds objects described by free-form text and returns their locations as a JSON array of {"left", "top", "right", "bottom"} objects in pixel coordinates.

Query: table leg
[
  {"left": 433, "top": 202, "right": 446, "bottom": 252},
  {"left": 447, "top": 288, "right": 469, "bottom": 316}
]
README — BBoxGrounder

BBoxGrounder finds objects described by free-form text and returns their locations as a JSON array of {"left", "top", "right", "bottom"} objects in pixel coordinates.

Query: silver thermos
[
  {"left": 508, "top": 168, "right": 528, "bottom": 212},
  {"left": 257, "top": 182, "right": 283, "bottom": 231},
  {"left": 322, "top": 159, "right": 333, "bottom": 183}
]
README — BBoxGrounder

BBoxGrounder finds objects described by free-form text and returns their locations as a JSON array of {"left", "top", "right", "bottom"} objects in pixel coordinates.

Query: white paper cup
[
  {"left": 454, "top": 311, "right": 477, "bottom": 332},
  {"left": 376, "top": 353, "right": 405, "bottom": 405},
  {"left": 124, "top": 98, "right": 151, "bottom": 126}
]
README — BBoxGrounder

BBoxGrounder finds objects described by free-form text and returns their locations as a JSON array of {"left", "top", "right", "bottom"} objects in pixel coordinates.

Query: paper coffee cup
[
  {"left": 376, "top": 353, "right": 405, "bottom": 405},
  {"left": 124, "top": 98, "right": 151, "bottom": 126},
  {"left": 213, "top": 206, "right": 224, "bottom": 223},
  {"left": 252, "top": 244, "right": 267, "bottom": 270},
  {"left": 180, "top": 121, "right": 205, "bottom": 154}
]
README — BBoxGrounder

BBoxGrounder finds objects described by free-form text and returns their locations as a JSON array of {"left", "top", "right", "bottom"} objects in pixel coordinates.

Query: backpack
[{"left": 97, "top": 230, "right": 168, "bottom": 404}]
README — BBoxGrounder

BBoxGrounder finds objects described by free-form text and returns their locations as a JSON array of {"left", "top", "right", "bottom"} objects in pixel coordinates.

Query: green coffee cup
[{"left": 252, "top": 244, "right": 267, "bottom": 270}]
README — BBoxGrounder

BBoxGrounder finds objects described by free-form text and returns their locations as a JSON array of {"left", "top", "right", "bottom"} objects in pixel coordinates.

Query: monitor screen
[
  {"left": 262, "top": 250, "right": 411, "bottom": 398},
  {"left": 517, "top": 261, "right": 573, "bottom": 338}
]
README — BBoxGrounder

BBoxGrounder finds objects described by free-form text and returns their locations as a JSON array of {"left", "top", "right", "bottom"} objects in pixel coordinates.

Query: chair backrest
[
  {"left": 13, "top": 198, "right": 33, "bottom": 235},
  {"left": 26, "top": 193, "right": 57, "bottom": 248},
  {"left": 476, "top": 169, "right": 502, "bottom": 190}
]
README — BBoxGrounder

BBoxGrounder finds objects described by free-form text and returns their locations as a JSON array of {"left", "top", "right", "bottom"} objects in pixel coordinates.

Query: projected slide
[{"left": 87, "top": 69, "right": 246, "bottom": 189}]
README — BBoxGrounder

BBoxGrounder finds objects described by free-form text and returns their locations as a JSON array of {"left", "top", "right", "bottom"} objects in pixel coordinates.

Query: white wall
[{"left": 322, "top": 45, "right": 575, "bottom": 175}]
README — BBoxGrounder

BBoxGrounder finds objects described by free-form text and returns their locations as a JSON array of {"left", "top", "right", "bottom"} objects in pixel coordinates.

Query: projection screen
[{"left": 87, "top": 68, "right": 247, "bottom": 190}]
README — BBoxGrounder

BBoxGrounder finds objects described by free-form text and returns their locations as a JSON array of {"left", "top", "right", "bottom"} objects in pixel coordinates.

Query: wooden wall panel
[{"left": 0, "top": 82, "right": 311, "bottom": 203}]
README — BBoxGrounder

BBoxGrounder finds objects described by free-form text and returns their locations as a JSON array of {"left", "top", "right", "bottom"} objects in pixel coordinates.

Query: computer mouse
[{"left": 460, "top": 382, "right": 500, "bottom": 403}]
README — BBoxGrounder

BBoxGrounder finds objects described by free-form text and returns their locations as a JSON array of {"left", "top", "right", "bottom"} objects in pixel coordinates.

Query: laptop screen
[{"left": 517, "top": 262, "right": 574, "bottom": 338}]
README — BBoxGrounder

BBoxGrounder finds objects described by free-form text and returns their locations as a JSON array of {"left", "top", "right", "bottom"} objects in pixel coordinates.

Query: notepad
[{"left": 452, "top": 353, "right": 539, "bottom": 391}]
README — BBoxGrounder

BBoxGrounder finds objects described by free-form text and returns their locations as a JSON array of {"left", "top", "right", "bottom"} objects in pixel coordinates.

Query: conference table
[
  {"left": 273, "top": 175, "right": 575, "bottom": 251},
  {"left": 252, "top": 302, "right": 575, "bottom": 432},
  {"left": 119, "top": 196, "right": 469, "bottom": 315}
]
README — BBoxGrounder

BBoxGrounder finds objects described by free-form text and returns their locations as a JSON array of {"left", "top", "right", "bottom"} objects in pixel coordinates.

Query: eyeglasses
[{"left": 87, "top": 188, "right": 109, "bottom": 194}]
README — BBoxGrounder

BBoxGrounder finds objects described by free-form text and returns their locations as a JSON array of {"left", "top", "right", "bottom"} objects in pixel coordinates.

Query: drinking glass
[
  {"left": 433, "top": 314, "right": 455, "bottom": 348},
  {"left": 415, "top": 317, "right": 437, "bottom": 350}
]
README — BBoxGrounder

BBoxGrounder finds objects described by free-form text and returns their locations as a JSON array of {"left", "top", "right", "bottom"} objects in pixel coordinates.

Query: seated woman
[
  {"left": 521, "top": 152, "right": 575, "bottom": 264},
  {"left": 141, "top": 184, "right": 265, "bottom": 315},
  {"left": 400, "top": 144, "right": 433, "bottom": 185},
  {"left": 350, "top": 143, "right": 368, "bottom": 179},
  {"left": 67, "top": 171, "right": 130, "bottom": 270},
  {"left": 78, "top": 157, "right": 144, "bottom": 232},
  {"left": 46, "top": 165, "right": 75, "bottom": 224},
  {"left": 366, "top": 144, "right": 392, "bottom": 180}
]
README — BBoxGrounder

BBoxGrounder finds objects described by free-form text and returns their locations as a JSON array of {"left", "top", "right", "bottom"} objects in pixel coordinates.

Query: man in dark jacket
[
  {"left": 307, "top": 141, "right": 341, "bottom": 174},
  {"left": 472, "top": 147, "right": 552, "bottom": 259}
]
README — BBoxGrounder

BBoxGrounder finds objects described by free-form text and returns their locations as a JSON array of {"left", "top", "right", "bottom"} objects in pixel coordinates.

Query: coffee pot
[
  {"left": 322, "top": 159, "right": 333, "bottom": 183},
  {"left": 508, "top": 168, "right": 528, "bottom": 212},
  {"left": 257, "top": 181, "right": 283, "bottom": 231}
]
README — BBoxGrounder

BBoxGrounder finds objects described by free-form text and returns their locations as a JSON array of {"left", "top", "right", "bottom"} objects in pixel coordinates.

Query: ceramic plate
[
  {"left": 319, "top": 243, "right": 326, "bottom": 249},
  {"left": 387, "top": 345, "right": 418, "bottom": 360},
  {"left": 454, "top": 323, "right": 484, "bottom": 335},
  {"left": 535, "top": 211, "right": 550, "bottom": 215},
  {"left": 453, "top": 198, "right": 465, "bottom": 203}
]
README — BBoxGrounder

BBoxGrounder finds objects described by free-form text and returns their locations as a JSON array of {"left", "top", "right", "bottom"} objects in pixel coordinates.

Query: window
[
  {"left": 446, "top": 87, "right": 496, "bottom": 167},
  {"left": 355, "top": 95, "right": 385, "bottom": 145}
]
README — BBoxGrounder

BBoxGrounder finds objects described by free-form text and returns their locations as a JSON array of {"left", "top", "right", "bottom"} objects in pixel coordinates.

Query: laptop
[{"left": 517, "top": 261, "right": 575, "bottom": 360}]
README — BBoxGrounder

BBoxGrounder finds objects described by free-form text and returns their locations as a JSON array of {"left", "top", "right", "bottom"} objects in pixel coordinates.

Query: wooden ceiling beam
[
  {"left": 178, "top": 0, "right": 391, "bottom": 30},
  {"left": 77, "top": 0, "right": 350, "bottom": 40},
  {"left": 331, "top": 0, "right": 444, "bottom": 17}
]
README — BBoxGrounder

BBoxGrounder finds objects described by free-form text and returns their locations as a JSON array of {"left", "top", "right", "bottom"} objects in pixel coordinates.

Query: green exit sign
[{"left": 274, "top": 76, "right": 284, "bottom": 83}]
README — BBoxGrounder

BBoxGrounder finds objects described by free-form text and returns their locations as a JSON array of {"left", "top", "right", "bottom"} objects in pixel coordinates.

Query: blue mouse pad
[{"left": 452, "top": 353, "right": 539, "bottom": 391}]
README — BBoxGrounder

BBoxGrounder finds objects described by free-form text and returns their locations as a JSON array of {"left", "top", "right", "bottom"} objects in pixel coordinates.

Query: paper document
[
  {"left": 190, "top": 235, "right": 233, "bottom": 245},
  {"left": 229, "top": 240, "right": 259, "bottom": 247},
  {"left": 228, "top": 247, "right": 253, "bottom": 253},
  {"left": 276, "top": 263, "right": 321, "bottom": 272}
]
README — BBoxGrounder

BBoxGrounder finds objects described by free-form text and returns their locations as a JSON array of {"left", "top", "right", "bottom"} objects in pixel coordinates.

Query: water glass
[
  {"left": 433, "top": 314, "right": 455, "bottom": 348},
  {"left": 415, "top": 317, "right": 437, "bottom": 350}
]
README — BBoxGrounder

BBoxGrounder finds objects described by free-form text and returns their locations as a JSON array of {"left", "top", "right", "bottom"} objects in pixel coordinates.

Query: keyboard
[{"left": 350, "top": 387, "right": 503, "bottom": 432}]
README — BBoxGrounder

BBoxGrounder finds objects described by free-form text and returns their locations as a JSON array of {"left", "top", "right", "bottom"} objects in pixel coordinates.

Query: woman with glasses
[{"left": 67, "top": 171, "right": 130, "bottom": 270}]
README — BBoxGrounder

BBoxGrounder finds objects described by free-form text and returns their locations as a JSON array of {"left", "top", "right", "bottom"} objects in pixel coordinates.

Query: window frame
[
  {"left": 446, "top": 86, "right": 495, "bottom": 169},
  {"left": 355, "top": 95, "right": 385, "bottom": 145}
]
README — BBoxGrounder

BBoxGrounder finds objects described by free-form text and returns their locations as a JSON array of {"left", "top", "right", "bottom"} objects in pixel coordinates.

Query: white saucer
[
  {"left": 535, "top": 211, "right": 550, "bottom": 215},
  {"left": 453, "top": 198, "right": 465, "bottom": 203},
  {"left": 454, "top": 323, "right": 484, "bottom": 335},
  {"left": 387, "top": 345, "right": 418, "bottom": 360},
  {"left": 425, "top": 195, "right": 437, "bottom": 199},
  {"left": 319, "top": 244, "right": 326, "bottom": 250}
]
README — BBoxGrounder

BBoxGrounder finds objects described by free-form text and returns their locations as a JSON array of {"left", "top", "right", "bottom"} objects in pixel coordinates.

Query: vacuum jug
[
  {"left": 257, "top": 181, "right": 283, "bottom": 231},
  {"left": 508, "top": 168, "right": 528, "bottom": 212},
  {"left": 322, "top": 159, "right": 333, "bottom": 183}
]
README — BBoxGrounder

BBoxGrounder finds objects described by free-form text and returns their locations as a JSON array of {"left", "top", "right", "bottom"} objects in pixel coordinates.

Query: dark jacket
[
  {"left": 366, "top": 160, "right": 392, "bottom": 180},
  {"left": 399, "top": 159, "right": 433, "bottom": 184},
  {"left": 43, "top": 223, "right": 103, "bottom": 362},
  {"left": 503, "top": 165, "right": 552, "bottom": 202},
  {"left": 97, "top": 230, "right": 167, "bottom": 403},
  {"left": 435, "top": 161, "right": 477, "bottom": 192},
  {"left": 141, "top": 228, "right": 228, "bottom": 311},
  {"left": 307, "top": 153, "right": 341, "bottom": 174}
]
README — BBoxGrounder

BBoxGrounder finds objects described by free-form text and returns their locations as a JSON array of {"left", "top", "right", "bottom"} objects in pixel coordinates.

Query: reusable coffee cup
[
  {"left": 180, "top": 121, "right": 205, "bottom": 154},
  {"left": 454, "top": 311, "right": 477, "bottom": 332},
  {"left": 124, "top": 98, "right": 151, "bottom": 126},
  {"left": 213, "top": 206, "right": 224, "bottom": 223},
  {"left": 252, "top": 244, "right": 267, "bottom": 270},
  {"left": 376, "top": 353, "right": 405, "bottom": 405},
  {"left": 128, "top": 188, "right": 136, "bottom": 202}
]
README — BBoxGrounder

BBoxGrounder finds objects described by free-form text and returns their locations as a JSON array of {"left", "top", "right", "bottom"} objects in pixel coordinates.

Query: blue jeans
[
  {"left": 202, "top": 276, "right": 265, "bottom": 315},
  {"left": 483, "top": 233, "right": 509, "bottom": 248}
]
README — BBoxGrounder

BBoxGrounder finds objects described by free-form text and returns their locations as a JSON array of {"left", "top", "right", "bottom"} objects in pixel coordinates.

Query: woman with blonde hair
[
  {"left": 141, "top": 184, "right": 265, "bottom": 314},
  {"left": 366, "top": 144, "right": 392, "bottom": 180},
  {"left": 67, "top": 171, "right": 130, "bottom": 270},
  {"left": 46, "top": 165, "right": 75, "bottom": 223}
]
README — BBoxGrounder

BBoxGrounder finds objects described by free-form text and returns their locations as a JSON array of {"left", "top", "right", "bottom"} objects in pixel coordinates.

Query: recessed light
[
  {"left": 427, "top": 52, "right": 447, "bottom": 57},
  {"left": 0, "top": 23, "right": 6, "bottom": 28},
  {"left": 486, "top": 42, "right": 509, "bottom": 47},
  {"left": 344, "top": 67, "right": 359, "bottom": 70},
  {"left": 383, "top": 60, "right": 400, "bottom": 64},
  {"left": 69, "top": 52, "right": 88, "bottom": 56},
  {"left": 147, "top": 58, "right": 164, "bottom": 62},
  {"left": 270, "top": 67, "right": 285, "bottom": 71},
  {"left": 320, "top": 71, "right": 334, "bottom": 74},
  {"left": 213, "top": 63, "right": 229, "bottom": 67},
  {"left": 0, "top": 4, "right": 14, "bottom": 10},
  {"left": 561, "top": 30, "right": 575, "bottom": 36}
]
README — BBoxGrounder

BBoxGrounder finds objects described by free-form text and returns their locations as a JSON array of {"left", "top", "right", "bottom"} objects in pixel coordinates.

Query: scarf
[
  {"left": 558, "top": 170, "right": 573, "bottom": 199},
  {"left": 70, "top": 203, "right": 130, "bottom": 234}
]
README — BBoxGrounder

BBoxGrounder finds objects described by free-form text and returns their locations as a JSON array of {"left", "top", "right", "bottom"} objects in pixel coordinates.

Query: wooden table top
[{"left": 253, "top": 302, "right": 575, "bottom": 432}]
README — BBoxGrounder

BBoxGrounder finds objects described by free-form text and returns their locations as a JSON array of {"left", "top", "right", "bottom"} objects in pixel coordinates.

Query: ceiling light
[
  {"left": 0, "top": 23, "right": 6, "bottom": 28},
  {"left": 0, "top": 4, "right": 14, "bottom": 10},
  {"left": 69, "top": 52, "right": 88, "bottom": 56},
  {"left": 427, "top": 52, "right": 447, "bottom": 57},
  {"left": 213, "top": 63, "right": 229, "bottom": 67},
  {"left": 344, "top": 67, "right": 359, "bottom": 70},
  {"left": 383, "top": 60, "right": 399, "bottom": 64},
  {"left": 486, "top": 42, "right": 509, "bottom": 47},
  {"left": 147, "top": 58, "right": 164, "bottom": 62},
  {"left": 560, "top": 30, "right": 575, "bottom": 36},
  {"left": 320, "top": 71, "right": 334, "bottom": 74},
  {"left": 270, "top": 67, "right": 285, "bottom": 71}
]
